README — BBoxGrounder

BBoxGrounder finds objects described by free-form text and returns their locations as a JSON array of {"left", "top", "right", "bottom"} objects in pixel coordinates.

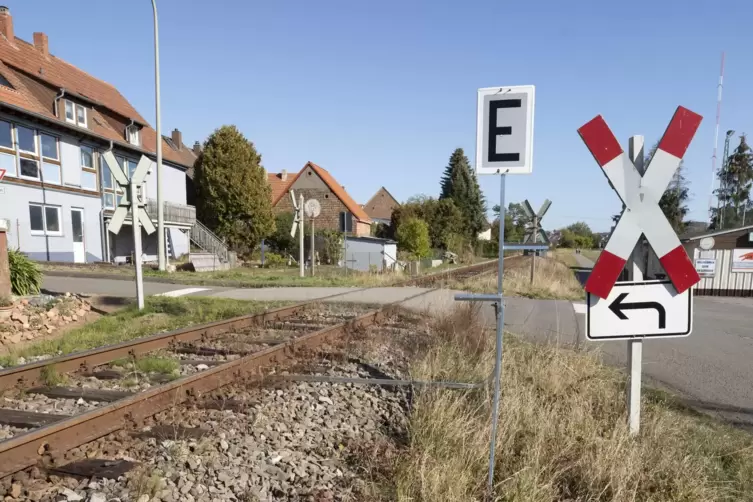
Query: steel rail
[
  {"left": 0, "top": 290, "right": 432, "bottom": 478},
  {"left": 0, "top": 260, "right": 498, "bottom": 392}
]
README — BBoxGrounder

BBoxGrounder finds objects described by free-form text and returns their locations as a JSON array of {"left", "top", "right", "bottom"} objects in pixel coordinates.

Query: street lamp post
[{"left": 151, "top": 0, "right": 166, "bottom": 271}]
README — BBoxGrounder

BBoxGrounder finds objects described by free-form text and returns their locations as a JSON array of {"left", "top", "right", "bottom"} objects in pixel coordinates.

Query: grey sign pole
[
  {"left": 488, "top": 173, "right": 506, "bottom": 489},
  {"left": 530, "top": 214, "right": 537, "bottom": 283},
  {"left": 130, "top": 179, "right": 145, "bottom": 309},
  {"left": 105, "top": 153, "right": 155, "bottom": 311}
]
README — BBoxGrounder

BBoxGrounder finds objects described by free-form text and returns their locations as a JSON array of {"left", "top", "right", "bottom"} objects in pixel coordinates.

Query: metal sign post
[
  {"left": 290, "top": 191, "right": 305, "bottom": 278},
  {"left": 578, "top": 106, "right": 703, "bottom": 435},
  {"left": 105, "top": 153, "right": 155, "bottom": 310},
  {"left": 522, "top": 199, "right": 551, "bottom": 284},
  {"left": 457, "top": 85, "right": 539, "bottom": 494},
  {"left": 305, "top": 199, "right": 321, "bottom": 276}
]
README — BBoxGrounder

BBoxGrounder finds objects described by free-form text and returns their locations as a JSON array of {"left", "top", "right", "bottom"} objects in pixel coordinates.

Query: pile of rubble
[{"left": 0, "top": 294, "right": 93, "bottom": 346}]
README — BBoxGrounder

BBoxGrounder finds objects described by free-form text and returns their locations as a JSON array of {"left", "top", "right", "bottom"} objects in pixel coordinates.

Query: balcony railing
[
  {"left": 144, "top": 199, "right": 196, "bottom": 227},
  {"left": 119, "top": 198, "right": 196, "bottom": 227}
]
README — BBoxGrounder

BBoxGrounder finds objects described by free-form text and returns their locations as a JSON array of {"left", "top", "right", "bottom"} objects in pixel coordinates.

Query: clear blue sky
[{"left": 11, "top": 1, "right": 753, "bottom": 231}]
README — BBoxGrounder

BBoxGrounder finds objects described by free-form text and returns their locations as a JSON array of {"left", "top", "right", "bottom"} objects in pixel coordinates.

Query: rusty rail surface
[
  {"left": 0, "top": 260, "right": 498, "bottom": 392},
  {"left": 0, "top": 292, "right": 426, "bottom": 479}
]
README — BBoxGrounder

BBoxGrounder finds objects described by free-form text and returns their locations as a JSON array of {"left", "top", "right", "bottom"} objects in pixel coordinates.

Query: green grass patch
[
  {"left": 42, "top": 261, "right": 491, "bottom": 289},
  {"left": 0, "top": 296, "right": 285, "bottom": 366},
  {"left": 134, "top": 356, "right": 179, "bottom": 375},
  {"left": 40, "top": 364, "right": 66, "bottom": 387}
]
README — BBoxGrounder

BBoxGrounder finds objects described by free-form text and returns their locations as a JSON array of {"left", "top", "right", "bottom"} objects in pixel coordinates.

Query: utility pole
[
  {"left": 151, "top": 0, "right": 165, "bottom": 272},
  {"left": 299, "top": 194, "right": 304, "bottom": 278}
]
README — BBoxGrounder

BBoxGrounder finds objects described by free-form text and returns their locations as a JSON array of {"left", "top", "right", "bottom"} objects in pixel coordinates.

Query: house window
[
  {"left": 101, "top": 155, "right": 126, "bottom": 209},
  {"left": 40, "top": 134, "right": 58, "bottom": 160},
  {"left": 127, "top": 126, "right": 140, "bottom": 146},
  {"left": 80, "top": 146, "right": 97, "bottom": 191},
  {"left": 76, "top": 105, "right": 87, "bottom": 128},
  {"left": 38, "top": 133, "right": 61, "bottom": 185},
  {"left": 29, "top": 203, "right": 62, "bottom": 236},
  {"left": 16, "top": 125, "right": 35, "bottom": 154},
  {"left": 64, "top": 100, "right": 75, "bottom": 123},
  {"left": 0, "top": 152, "right": 14, "bottom": 177},
  {"left": 20, "top": 158, "right": 39, "bottom": 179},
  {"left": 0, "top": 120, "right": 12, "bottom": 150}
]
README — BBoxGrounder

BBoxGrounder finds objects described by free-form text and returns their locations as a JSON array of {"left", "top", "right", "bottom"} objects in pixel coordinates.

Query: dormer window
[
  {"left": 127, "top": 125, "right": 140, "bottom": 146},
  {"left": 0, "top": 73, "right": 12, "bottom": 89},
  {"left": 64, "top": 100, "right": 87, "bottom": 128},
  {"left": 64, "top": 100, "right": 75, "bottom": 123},
  {"left": 76, "top": 104, "right": 87, "bottom": 127}
]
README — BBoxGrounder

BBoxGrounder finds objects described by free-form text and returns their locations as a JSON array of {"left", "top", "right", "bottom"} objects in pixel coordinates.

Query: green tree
[
  {"left": 267, "top": 212, "right": 297, "bottom": 255},
  {"left": 645, "top": 143, "right": 690, "bottom": 233},
  {"left": 559, "top": 222, "right": 596, "bottom": 248},
  {"left": 439, "top": 148, "right": 487, "bottom": 241},
  {"left": 396, "top": 218, "right": 431, "bottom": 258},
  {"left": 711, "top": 135, "right": 753, "bottom": 229},
  {"left": 391, "top": 197, "right": 464, "bottom": 249},
  {"left": 194, "top": 126, "right": 275, "bottom": 252}
]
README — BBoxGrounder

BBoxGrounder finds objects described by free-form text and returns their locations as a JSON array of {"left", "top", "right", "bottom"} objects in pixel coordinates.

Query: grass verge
[
  {"left": 446, "top": 255, "right": 584, "bottom": 300},
  {"left": 552, "top": 248, "right": 579, "bottom": 267},
  {"left": 41, "top": 260, "right": 490, "bottom": 289},
  {"left": 0, "top": 296, "right": 284, "bottom": 366},
  {"left": 388, "top": 306, "right": 753, "bottom": 501}
]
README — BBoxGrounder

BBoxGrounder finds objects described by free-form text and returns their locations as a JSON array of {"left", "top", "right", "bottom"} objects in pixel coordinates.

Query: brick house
[
  {"left": 362, "top": 186, "right": 399, "bottom": 225},
  {"left": 268, "top": 162, "right": 371, "bottom": 236}
]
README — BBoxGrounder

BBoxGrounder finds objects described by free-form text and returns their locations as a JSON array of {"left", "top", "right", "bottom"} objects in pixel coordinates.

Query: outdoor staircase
[{"left": 189, "top": 220, "right": 232, "bottom": 271}]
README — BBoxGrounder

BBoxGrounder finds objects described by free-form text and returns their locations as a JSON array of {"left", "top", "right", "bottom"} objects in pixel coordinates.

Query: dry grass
[
  {"left": 447, "top": 256, "right": 584, "bottom": 300},
  {"left": 552, "top": 248, "right": 580, "bottom": 267},
  {"left": 390, "top": 306, "right": 753, "bottom": 501}
]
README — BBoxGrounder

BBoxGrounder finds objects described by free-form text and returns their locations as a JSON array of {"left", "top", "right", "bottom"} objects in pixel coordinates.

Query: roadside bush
[
  {"left": 397, "top": 218, "right": 431, "bottom": 259},
  {"left": 261, "top": 251, "right": 286, "bottom": 268},
  {"left": 267, "top": 212, "right": 297, "bottom": 254},
  {"left": 9, "top": 249, "right": 42, "bottom": 295},
  {"left": 318, "top": 229, "right": 343, "bottom": 265}
]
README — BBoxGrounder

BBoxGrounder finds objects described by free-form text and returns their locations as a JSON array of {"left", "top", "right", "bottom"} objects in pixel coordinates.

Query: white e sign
[{"left": 476, "top": 85, "right": 535, "bottom": 175}]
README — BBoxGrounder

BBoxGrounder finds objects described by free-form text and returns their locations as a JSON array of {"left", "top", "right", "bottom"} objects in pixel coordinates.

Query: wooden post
[{"left": 0, "top": 227, "right": 11, "bottom": 298}]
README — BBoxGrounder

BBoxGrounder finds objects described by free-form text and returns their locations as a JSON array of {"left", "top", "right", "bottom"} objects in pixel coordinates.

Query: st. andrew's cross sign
[
  {"left": 105, "top": 152, "right": 156, "bottom": 236},
  {"left": 578, "top": 106, "right": 702, "bottom": 299}
]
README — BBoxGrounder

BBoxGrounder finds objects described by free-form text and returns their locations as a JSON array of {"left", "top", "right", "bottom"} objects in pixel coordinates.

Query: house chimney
[
  {"left": 171, "top": 128, "right": 182, "bottom": 149},
  {"left": 33, "top": 32, "right": 48, "bottom": 57},
  {"left": 281, "top": 169, "right": 287, "bottom": 181},
  {"left": 0, "top": 7, "right": 13, "bottom": 43},
  {"left": 192, "top": 141, "right": 201, "bottom": 156}
]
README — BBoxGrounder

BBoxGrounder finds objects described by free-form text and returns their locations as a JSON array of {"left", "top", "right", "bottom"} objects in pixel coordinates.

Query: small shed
[
  {"left": 343, "top": 236, "right": 397, "bottom": 272},
  {"left": 680, "top": 225, "right": 753, "bottom": 296}
]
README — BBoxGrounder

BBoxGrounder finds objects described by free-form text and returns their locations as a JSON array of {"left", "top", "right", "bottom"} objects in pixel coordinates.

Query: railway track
[{"left": 0, "top": 260, "right": 498, "bottom": 499}]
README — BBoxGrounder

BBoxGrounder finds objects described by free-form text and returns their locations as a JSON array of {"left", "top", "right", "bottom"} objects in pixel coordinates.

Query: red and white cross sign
[
  {"left": 578, "top": 106, "right": 703, "bottom": 299},
  {"left": 0, "top": 168, "right": 5, "bottom": 182}
]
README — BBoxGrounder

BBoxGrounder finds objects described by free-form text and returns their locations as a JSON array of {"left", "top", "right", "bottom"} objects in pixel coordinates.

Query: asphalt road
[{"left": 43, "top": 270, "right": 753, "bottom": 427}]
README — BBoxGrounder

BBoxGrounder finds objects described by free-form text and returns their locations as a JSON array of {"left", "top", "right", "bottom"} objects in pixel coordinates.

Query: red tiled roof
[
  {"left": 0, "top": 32, "right": 195, "bottom": 169},
  {"left": 270, "top": 162, "right": 371, "bottom": 223},
  {"left": 267, "top": 172, "right": 292, "bottom": 202}
]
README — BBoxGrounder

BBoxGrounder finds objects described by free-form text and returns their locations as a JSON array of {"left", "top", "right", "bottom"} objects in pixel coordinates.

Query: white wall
[
  {"left": 144, "top": 161, "right": 187, "bottom": 205},
  {"left": 1, "top": 183, "right": 103, "bottom": 262}
]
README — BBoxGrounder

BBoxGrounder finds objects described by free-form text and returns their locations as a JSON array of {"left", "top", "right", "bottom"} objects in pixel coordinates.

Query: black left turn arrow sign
[{"left": 608, "top": 293, "right": 666, "bottom": 329}]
